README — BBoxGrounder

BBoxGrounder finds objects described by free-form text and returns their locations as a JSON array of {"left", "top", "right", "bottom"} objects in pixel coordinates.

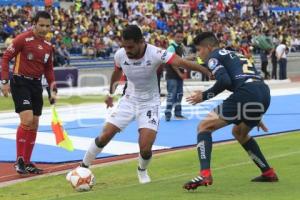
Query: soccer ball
[{"left": 66, "top": 167, "right": 95, "bottom": 192}]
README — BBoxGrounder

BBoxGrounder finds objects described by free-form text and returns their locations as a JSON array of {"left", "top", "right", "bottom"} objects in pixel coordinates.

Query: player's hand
[
  {"left": 204, "top": 68, "right": 214, "bottom": 78},
  {"left": 257, "top": 121, "right": 268, "bottom": 132},
  {"left": 105, "top": 95, "right": 114, "bottom": 108},
  {"left": 1, "top": 84, "right": 10, "bottom": 97},
  {"left": 186, "top": 91, "right": 203, "bottom": 105}
]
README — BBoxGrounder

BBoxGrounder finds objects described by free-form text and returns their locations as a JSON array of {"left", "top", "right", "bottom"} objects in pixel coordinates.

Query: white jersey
[{"left": 114, "top": 44, "right": 175, "bottom": 102}]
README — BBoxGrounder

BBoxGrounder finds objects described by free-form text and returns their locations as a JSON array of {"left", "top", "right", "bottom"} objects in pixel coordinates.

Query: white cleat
[{"left": 137, "top": 168, "right": 151, "bottom": 184}]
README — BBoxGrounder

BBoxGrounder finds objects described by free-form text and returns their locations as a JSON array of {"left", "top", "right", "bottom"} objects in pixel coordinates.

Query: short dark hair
[
  {"left": 122, "top": 25, "right": 143, "bottom": 42},
  {"left": 193, "top": 32, "right": 219, "bottom": 47},
  {"left": 32, "top": 11, "right": 51, "bottom": 23}
]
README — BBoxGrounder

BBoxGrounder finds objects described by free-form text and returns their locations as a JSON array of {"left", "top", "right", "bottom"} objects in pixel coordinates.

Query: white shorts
[{"left": 106, "top": 96, "right": 160, "bottom": 132}]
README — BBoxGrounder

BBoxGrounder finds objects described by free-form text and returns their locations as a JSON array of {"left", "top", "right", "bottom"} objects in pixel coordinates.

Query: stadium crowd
[{"left": 0, "top": 0, "right": 299, "bottom": 64}]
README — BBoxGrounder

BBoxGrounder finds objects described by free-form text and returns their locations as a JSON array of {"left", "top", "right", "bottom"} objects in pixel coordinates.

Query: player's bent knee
[
  {"left": 232, "top": 126, "right": 241, "bottom": 136},
  {"left": 95, "top": 136, "right": 107, "bottom": 148},
  {"left": 21, "top": 118, "right": 34, "bottom": 128},
  {"left": 197, "top": 122, "right": 215, "bottom": 133},
  {"left": 139, "top": 150, "right": 152, "bottom": 160}
]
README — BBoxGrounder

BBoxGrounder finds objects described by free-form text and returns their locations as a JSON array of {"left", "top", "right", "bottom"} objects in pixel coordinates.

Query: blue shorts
[{"left": 214, "top": 81, "right": 270, "bottom": 128}]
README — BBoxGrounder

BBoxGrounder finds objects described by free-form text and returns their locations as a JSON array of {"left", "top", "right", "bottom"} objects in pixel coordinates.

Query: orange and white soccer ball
[{"left": 66, "top": 167, "right": 95, "bottom": 192}]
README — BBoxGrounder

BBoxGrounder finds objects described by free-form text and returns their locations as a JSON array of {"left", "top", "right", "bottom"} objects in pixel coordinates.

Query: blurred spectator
[
  {"left": 0, "top": 0, "right": 299, "bottom": 69},
  {"left": 165, "top": 29, "right": 186, "bottom": 122},
  {"left": 271, "top": 47, "right": 278, "bottom": 79},
  {"left": 260, "top": 49, "right": 270, "bottom": 79},
  {"left": 56, "top": 43, "right": 71, "bottom": 67},
  {"left": 276, "top": 39, "right": 288, "bottom": 80}
]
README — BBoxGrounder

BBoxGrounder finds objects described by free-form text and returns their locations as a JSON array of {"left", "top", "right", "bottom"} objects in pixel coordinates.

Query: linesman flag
[{"left": 51, "top": 105, "right": 74, "bottom": 151}]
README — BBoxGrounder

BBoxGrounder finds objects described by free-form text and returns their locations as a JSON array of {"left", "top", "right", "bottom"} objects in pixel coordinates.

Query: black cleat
[
  {"left": 251, "top": 168, "right": 279, "bottom": 182},
  {"left": 14, "top": 157, "right": 28, "bottom": 175},
  {"left": 251, "top": 174, "right": 279, "bottom": 182},
  {"left": 174, "top": 115, "right": 187, "bottom": 120},
  {"left": 25, "top": 163, "right": 44, "bottom": 174},
  {"left": 79, "top": 162, "right": 89, "bottom": 168},
  {"left": 183, "top": 175, "right": 213, "bottom": 190}
]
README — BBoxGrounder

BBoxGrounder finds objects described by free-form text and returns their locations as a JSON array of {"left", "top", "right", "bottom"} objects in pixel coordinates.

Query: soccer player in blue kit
[{"left": 183, "top": 32, "right": 279, "bottom": 190}]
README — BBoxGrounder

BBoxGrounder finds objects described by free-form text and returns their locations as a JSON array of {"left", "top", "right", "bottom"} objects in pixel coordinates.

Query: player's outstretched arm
[{"left": 170, "top": 55, "right": 211, "bottom": 77}]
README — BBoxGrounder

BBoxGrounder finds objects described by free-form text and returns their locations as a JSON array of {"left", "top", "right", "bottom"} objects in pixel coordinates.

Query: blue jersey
[{"left": 203, "top": 48, "right": 262, "bottom": 100}]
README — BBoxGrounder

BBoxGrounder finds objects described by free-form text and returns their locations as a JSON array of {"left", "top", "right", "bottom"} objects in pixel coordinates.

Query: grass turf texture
[{"left": 0, "top": 132, "right": 299, "bottom": 200}]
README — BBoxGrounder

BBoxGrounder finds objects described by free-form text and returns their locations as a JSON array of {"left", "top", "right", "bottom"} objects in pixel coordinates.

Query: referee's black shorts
[{"left": 10, "top": 75, "right": 43, "bottom": 116}]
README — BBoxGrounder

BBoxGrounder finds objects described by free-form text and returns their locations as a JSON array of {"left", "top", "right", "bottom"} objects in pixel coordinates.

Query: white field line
[
  {"left": 44, "top": 149, "right": 300, "bottom": 200},
  {"left": 0, "top": 128, "right": 168, "bottom": 154},
  {"left": 1, "top": 141, "right": 299, "bottom": 191}
]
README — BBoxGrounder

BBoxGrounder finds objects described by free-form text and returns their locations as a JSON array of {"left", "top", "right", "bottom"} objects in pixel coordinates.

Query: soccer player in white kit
[{"left": 80, "top": 25, "right": 210, "bottom": 184}]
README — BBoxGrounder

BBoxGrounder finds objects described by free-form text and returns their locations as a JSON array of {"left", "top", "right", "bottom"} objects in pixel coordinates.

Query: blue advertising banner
[
  {"left": 0, "top": 0, "right": 60, "bottom": 7},
  {"left": 0, "top": 67, "right": 78, "bottom": 88},
  {"left": 43, "top": 67, "right": 78, "bottom": 88},
  {"left": 270, "top": 7, "right": 300, "bottom": 12}
]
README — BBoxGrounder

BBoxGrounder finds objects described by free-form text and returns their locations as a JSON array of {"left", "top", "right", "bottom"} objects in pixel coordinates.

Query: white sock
[
  {"left": 138, "top": 154, "right": 152, "bottom": 170},
  {"left": 83, "top": 139, "right": 103, "bottom": 166}
]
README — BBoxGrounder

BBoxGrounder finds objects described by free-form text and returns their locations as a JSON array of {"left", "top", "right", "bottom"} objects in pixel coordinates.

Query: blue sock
[
  {"left": 242, "top": 137, "right": 270, "bottom": 172},
  {"left": 197, "top": 132, "right": 212, "bottom": 170}
]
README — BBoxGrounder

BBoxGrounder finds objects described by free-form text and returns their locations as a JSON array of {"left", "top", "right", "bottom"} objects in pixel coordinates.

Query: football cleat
[
  {"left": 183, "top": 175, "right": 213, "bottom": 190},
  {"left": 25, "top": 163, "right": 44, "bottom": 174},
  {"left": 174, "top": 115, "right": 187, "bottom": 120},
  {"left": 14, "top": 157, "right": 28, "bottom": 175},
  {"left": 251, "top": 168, "right": 279, "bottom": 182},
  {"left": 79, "top": 162, "right": 89, "bottom": 168},
  {"left": 137, "top": 167, "right": 151, "bottom": 184}
]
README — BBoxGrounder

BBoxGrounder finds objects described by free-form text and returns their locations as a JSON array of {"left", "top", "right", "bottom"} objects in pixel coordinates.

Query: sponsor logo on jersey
[
  {"left": 146, "top": 60, "right": 152, "bottom": 66},
  {"left": 124, "top": 61, "right": 130, "bottom": 65},
  {"left": 27, "top": 53, "right": 34, "bottom": 60},
  {"left": 161, "top": 51, "right": 167, "bottom": 61},
  {"left": 208, "top": 58, "right": 219, "bottom": 70},
  {"left": 44, "top": 53, "right": 50, "bottom": 63},
  {"left": 38, "top": 45, "right": 43, "bottom": 50},
  {"left": 25, "top": 37, "right": 34, "bottom": 42},
  {"left": 133, "top": 61, "right": 142, "bottom": 65}
]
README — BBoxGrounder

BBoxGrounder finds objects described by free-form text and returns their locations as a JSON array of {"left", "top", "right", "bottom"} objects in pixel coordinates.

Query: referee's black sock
[
  {"left": 242, "top": 137, "right": 270, "bottom": 172},
  {"left": 197, "top": 132, "right": 212, "bottom": 176}
]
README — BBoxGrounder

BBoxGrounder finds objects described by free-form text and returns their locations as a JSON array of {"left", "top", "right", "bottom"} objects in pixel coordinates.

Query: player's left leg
[
  {"left": 24, "top": 115, "right": 43, "bottom": 174},
  {"left": 183, "top": 111, "right": 228, "bottom": 190},
  {"left": 232, "top": 123, "right": 278, "bottom": 182},
  {"left": 137, "top": 128, "right": 157, "bottom": 184},
  {"left": 24, "top": 83, "right": 44, "bottom": 174}
]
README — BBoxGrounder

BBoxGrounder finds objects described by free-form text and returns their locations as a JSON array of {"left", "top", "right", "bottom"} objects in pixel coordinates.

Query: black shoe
[
  {"left": 14, "top": 157, "right": 28, "bottom": 175},
  {"left": 25, "top": 163, "right": 44, "bottom": 174},
  {"left": 175, "top": 115, "right": 187, "bottom": 120},
  {"left": 80, "top": 162, "right": 89, "bottom": 168},
  {"left": 183, "top": 175, "right": 213, "bottom": 190}
]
